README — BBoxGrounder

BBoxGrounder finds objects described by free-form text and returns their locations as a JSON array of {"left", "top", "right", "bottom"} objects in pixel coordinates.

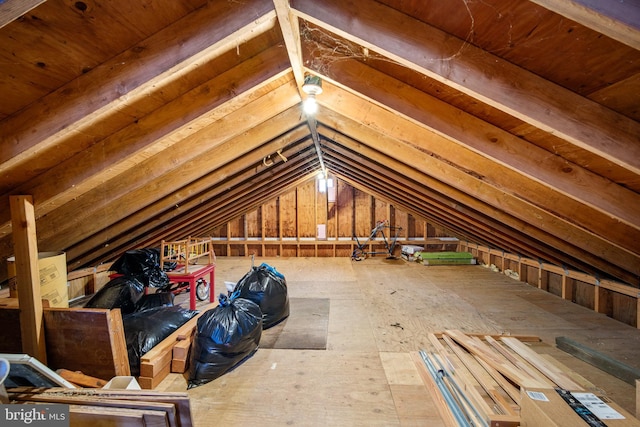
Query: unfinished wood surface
[
  {"left": 409, "top": 351, "right": 458, "bottom": 427},
  {"left": 444, "top": 330, "right": 548, "bottom": 389},
  {"left": 500, "top": 337, "right": 584, "bottom": 391},
  {"left": 8, "top": 387, "right": 192, "bottom": 427},
  {"left": 0, "top": 307, "right": 22, "bottom": 353},
  {"left": 9, "top": 195, "right": 46, "bottom": 363},
  {"left": 43, "top": 308, "right": 130, "bottom": 379},
  {"left": 442, "top": 334, "right": 521, "bottom": 407},
  {"left": 150, "top": 258, "right": 640, "bottom": 425},
  {"left": 56, "top": 369, "right": 108, "bottom": 388}
]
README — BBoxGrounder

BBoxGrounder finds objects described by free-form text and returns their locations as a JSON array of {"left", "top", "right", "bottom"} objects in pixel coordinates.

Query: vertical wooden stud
[{"left": 9, "top": 195, "right": 47, "bottom": 363}]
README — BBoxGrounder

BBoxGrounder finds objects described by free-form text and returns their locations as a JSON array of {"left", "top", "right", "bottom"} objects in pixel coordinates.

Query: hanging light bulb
[
  {"left": 303, "top": 94, "right": 318, "bottom": 115},
  {"left": 302, "top": 74, "right": 322, "bottom": 116}
]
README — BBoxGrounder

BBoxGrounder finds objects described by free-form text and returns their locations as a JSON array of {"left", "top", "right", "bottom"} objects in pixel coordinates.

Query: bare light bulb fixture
[{"left": 302, "top": 75, "right": 322, "bottom": 115}]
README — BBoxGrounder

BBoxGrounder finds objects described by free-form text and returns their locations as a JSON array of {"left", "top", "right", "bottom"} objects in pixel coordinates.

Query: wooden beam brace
[
  {"left": 312, "top": 57, "right": 640, "bottom": 232},
  {"left": 292, "top": 0, "right": 640, "bottom": 176},
  {"left": 66, "top": 140, "right": 317, "bottom": 267},
  {"left": 529, "top": 0, "right": 640, "bottom": 50},
  {"left": 0, "top": 0, "right": 45, "bottom": 29},
  {"left": 0, "top": 21, "right": 285, "bottom": 242},
  {"left": 317, "top": 105, "right": 640, "bottom": 283},
  {"left": 9, "top": 195, "right": 46, "bottom": 363},
  {"left": 1, "top": 0, "right": 276, "bottom": 173},
  {"left": 273, "top": 0, "right": 305, "bottom": 88}
]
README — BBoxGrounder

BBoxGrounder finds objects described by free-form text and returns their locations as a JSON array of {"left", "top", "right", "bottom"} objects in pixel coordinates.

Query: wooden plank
[
  {"left": 9, "top": 195, "right": 47, "bottom": 363},
  {"left": 138, "top": 362, "right": 172, "bottom": 390},
  {"left": 444, "top": 330, "right": 548, "bottom": 389},
  {"left": 500, "top": 337, "right": 583, "bottom": 391},
  {"left": 172, "top": 338, "right": 192, "bottom": 360},
  {"left": 409, "top": 351, "right": 458, "bottom": 427},
  {"left": 427, "top": 334, "right": 497, "bottom": 422},
  {"left": 56, "top": 369, "right": 108, "bottom": 388},
  {"left": 8, "top": 386, "right": 192, "bottom": 426},
  {"left": 555, "top": 336, "right": 640, "bottom": 385},
  {"left": 70, "top": 405, "right": 148, "bottom": 427},
  {"left": 440, "top": 334, "right": 520, "bottom": 413},
  {"left": 538, "top": 354, "right": 596, "bottom": 390},
  {"left": 12, "top": 395, "right": 176, "bottom": 427},
  {"left": 43, "top": 307, "right": 130, "bottom": 379},
  {"left": 273, "top": 0, "right": 305, "bottom": 86},
  {"left": 171, "top": 358, "right": 188, "bottom": 374},
  {"left": 429, "top": 351, "right": 488, "bottom": 427},
  {"left": 140, "top": 349, "right": 172, "bottom": 379},
  {"left": 484, "top": 336, "right": 555, "bottom": 388},
  {"left": 70, "top": 404, "right": 170, "bottom": 427}
]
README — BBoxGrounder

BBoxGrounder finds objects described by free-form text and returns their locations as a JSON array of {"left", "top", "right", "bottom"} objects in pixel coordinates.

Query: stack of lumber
[
  {"left": 412, "top": 330, "right": 640, "bottom": 427},
  {"left": 7, "top": 387, "right": 192, "bottom": 426},
  {"left": 138, "top": 302, "right": 216, "bottom": 389},
  {"left": 420, "top": 252, "right": 476, "bottom": 266}
]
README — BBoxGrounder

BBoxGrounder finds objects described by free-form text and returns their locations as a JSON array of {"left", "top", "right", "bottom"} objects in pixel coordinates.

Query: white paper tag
[
  {"left": 572, "top": 393, "right": 625, "bottom": 420},
  {"left": 526, "top": 390, "right": 549, "bottom": 401}
]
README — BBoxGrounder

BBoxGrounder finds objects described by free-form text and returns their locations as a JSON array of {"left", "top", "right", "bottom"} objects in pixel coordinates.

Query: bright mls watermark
[{"left": 1, "top": 404, "right": 69, "bottom": 426}]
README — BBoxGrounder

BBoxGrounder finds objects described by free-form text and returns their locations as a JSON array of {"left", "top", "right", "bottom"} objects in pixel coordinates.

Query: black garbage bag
[
  {"left": 123, "top": 306, "right": 198, "bottom": 376},
  {"left": 134, "top": 291, "right": 174, "bottom": 312},
  {"left": 187, "top": 292, "right": 262, "bottom": 389},
  {"left": 234, "top": 262, "right": 289, "bottom": 329},
  {"left": 110, "top": 248, "right": 170, "bottom": 290},
  {"left": 83, "top": 276, "right": 145, "bottom": 315}
]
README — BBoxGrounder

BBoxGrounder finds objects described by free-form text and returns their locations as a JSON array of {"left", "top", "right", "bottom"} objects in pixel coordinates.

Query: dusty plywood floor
[{"left": 163, "top": 257, "right": 640, "bottom": 426}]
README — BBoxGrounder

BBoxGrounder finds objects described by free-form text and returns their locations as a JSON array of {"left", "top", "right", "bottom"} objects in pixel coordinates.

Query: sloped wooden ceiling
[{"left": 0, "top": 0, "right": 639, "bottom": 287}]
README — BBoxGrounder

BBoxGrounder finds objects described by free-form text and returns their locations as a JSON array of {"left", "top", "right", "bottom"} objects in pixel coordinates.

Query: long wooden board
[
  {"left": 444, "top": 330, "right": 548, "bottom": 389},
  {"left": 8, "top": 387, "right": 192, "bottom": 427},
  {"left": 501, "top": 337, "right": 584, "bottom": 391}
]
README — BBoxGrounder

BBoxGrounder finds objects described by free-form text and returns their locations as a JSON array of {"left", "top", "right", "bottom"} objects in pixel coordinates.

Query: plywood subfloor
[{"left": 168, "top": 257, "right": 640, "bottom": 426}]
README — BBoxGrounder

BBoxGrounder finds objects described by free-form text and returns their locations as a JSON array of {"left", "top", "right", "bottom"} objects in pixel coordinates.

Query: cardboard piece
[
  {"left": 7, "top": 251, "right": 69, "bottom": 308},
  {"left": 520, "top": 388, "right": 640, "bottom": 427}
]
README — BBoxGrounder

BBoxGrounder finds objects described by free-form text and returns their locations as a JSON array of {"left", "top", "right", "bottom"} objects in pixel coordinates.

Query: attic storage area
[{"left": 1, "top": 0, "right": 640, "bottom": 425}]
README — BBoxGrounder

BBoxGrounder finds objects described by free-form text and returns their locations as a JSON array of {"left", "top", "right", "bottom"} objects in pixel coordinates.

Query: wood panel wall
[
  {"left": 208, "top": 176, "right": 454, "bottom": 257},
  {"left": 462, "top": 241, "right": 640, "bottom": 329}
]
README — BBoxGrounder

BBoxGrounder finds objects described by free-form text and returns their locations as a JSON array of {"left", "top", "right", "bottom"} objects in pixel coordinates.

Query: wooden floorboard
[{"left": 166, "top": 257, "right": 640, "bottom": 426}]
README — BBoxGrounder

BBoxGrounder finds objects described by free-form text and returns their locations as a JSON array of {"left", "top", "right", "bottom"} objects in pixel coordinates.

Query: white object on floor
[{"left": 103, "top": 376, "right": 141, "bottom": 390}]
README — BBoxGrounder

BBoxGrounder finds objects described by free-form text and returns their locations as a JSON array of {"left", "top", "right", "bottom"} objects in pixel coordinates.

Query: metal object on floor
[{"left": 351, "top": 219, "right": 402, "bottom": 261}]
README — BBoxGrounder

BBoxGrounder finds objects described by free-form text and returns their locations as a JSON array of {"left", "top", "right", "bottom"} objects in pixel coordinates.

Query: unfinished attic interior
[{"left": 1, "top": 0, "right": 640, "bottom": 425}]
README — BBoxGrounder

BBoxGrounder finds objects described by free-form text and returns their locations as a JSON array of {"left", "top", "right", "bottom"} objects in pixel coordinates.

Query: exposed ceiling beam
[
  {"left": 0, "top": 0, "right": 45, "bottom": 29},
  {"left": 67, "top": 134, "right": 317, "bottom": 268},
  {"left": 0, "top": 0, "right": 277, "bottom": 178},
  {"left": 529, "top": 0, "right": 640, "bottom": 49},
  {"left": 274, "top": 0, "right": 327, "bottom": 178},
  {"left": 312, "top": 57, "right": 640, "bottom": 234},
  {"left": 292, "top": 0, "right": 640, "bottom": 176},
  {"left": 0, "top": 68, "right": 296, "bottom": 241}
]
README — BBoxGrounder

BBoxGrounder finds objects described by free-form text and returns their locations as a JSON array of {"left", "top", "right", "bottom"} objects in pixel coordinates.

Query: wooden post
[{"left": 9, "top": 195, "right": 47, "bottom": 363}]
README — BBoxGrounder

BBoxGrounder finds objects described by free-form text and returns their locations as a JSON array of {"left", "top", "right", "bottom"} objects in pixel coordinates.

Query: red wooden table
[{"left": 166, "top": 263, "right": 215, "bottom": 310}]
